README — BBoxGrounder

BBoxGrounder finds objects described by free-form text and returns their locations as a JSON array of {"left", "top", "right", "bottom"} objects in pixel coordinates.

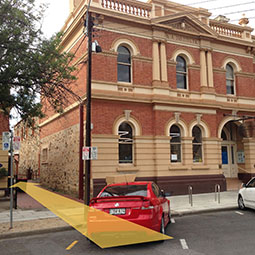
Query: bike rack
[
  {"left": 188, "top": 185, "right": 193, "bottom": 206},
  {"left": 215, "top": 184, "right": 221, "bottom": 204}
]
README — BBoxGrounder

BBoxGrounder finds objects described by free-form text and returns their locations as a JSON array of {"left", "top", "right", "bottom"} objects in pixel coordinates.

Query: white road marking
[
  {"left": 180, "top": 239, "right": 189, "bottom": 250},
  {"left": 171, "top": 218, "right": 175, "bottom": 223},
  {"left": 235, "top": 211, "right": 244, "bottom": 215}
]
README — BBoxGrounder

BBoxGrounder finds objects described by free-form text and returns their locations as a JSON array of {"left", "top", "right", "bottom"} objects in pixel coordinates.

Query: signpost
[
  {"left": 91, "top": 147, "right": 98, "bottom": 160},
  {"left": 2, "top": 131, "right": 15, "bottom": 228},
  {"left": 13, "top": 136, "right": 21, "bottom": 151},
  {"left": 82, "top": 147, "right": 98, "bottom": 160},
  {"left": 2, "top": 132, "right": 10, "bottom": 151},
  {"left": 82, "top": 147, "right": 90, "bottom": 160}
]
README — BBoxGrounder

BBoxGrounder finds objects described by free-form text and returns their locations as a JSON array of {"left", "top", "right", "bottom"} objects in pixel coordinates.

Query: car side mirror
[
  {"left": 161, "top": 189, "right": 166, "bottom": 197},
  {"left": 241, "top": 183, "right": 246, "bottom": 188}
]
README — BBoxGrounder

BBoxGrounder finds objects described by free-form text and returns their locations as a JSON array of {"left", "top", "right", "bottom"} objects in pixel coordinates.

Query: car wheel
[{"left": 238, "top": 195, "right": 245, "bottom": 210}]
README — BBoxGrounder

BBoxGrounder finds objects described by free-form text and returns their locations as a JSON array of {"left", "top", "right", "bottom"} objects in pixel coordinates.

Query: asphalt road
[{"left": 0, "top": 209, "right": 254, "bottom": 255}]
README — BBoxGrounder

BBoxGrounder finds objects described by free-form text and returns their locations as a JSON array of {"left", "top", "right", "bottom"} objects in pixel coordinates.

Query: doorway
[{"left": 221, "top": 125, "right": 238, "bottom": 178}]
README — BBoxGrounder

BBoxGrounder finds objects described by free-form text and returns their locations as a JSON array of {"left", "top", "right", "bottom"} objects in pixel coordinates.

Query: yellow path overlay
[{"left": 12, "top": 182, "right": 173, "bottom": 248}]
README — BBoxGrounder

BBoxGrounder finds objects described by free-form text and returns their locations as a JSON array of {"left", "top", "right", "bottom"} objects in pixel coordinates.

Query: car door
[
  {"left": 151, "top": 183, "right": 169, "bottom": 223},
  {"left": 243, "top": 178, "right": 255, "bottom": 209}
]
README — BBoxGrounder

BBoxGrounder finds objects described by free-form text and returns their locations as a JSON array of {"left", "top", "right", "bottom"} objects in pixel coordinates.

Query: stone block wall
[{"left": 40, "top": 124, "right": 80, "bottom": 196}]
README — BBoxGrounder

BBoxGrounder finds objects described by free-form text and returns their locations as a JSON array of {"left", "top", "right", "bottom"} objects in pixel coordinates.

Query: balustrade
[
  {"left": 101, "top": 0, "right": 150, "bottom": 18},
  {"left": 210, "top": 22, "right": 242, "bottom": 39}
]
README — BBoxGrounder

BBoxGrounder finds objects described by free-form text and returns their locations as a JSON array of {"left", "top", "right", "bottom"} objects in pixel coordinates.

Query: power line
[
  {"left": 209, "top": 2, "right": 255, "bottom": 11},
  {"left": 188, "top": 0, "right": 218, "bottom": 5},
  {"left": 213, "top": 8, "right": 255, "bottom": 16}
]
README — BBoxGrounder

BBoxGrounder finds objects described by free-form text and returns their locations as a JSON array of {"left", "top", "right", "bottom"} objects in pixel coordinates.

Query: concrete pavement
[
  {"left": 0, "top": 190, "right": 239, "bottom": 239},
  {"left": 170, "top": 190, "right": 238, "bottom": 216}
]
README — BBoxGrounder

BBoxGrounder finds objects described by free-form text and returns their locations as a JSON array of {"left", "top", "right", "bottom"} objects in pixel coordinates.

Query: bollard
[
  {"left": 188, "top": 185, "right": 193, "bottom": 206},
  {"left": 215, "top": 184, "right": 220, "bottom": 204}
]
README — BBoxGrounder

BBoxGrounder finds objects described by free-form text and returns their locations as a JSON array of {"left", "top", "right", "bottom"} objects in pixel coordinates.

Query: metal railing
[
  {"left": 215, "top": 184, "right": 221, "bottom": 204},
  {"left": 188, "top": 185, "right": 193, "bottom": 207}
]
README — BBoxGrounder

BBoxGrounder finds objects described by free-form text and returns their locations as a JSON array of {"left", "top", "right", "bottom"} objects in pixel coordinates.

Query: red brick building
[{"left": 38, "top": 0, "right": 255, "bottom": 197}]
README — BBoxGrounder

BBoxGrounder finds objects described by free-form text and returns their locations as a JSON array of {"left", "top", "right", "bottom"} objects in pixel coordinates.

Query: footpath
[{"left": 0, "top": 189, "right": 239, "bottom": 240}]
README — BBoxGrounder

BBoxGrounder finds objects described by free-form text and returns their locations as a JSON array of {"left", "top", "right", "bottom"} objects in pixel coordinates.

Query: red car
[{"left": 89, "top": 181, "right": 171, "bottom": 234}]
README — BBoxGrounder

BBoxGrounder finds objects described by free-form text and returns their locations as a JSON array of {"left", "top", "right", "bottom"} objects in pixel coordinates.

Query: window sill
[
  {"left": 116, "top": 165, "right": 139, "bottom": 172},
  {"left": 191, "top": 165, "right": 209, "bottom": 170},
  {"left": 117, "top": 81, "right": 132, "bottom": 86},
  {"left": 168, "top": 165, "right": 189, "bottom": 171}
]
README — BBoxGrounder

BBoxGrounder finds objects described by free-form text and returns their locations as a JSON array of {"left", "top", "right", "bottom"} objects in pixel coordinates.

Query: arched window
[
  {"left": 226, "top": 64, "right": 235, "bottom": 95},
  {"left": 176, "top": 56, "right": 187, "bottom": 89},
  {"left": 192, "top": 125, "right": 202, "bottom": 162},
  {"left": 117, "top": 46, "right": 131, "bottom": 83},
  {"left": 170, "top": 125, "right": 181, "bottom": 162},
  {"left": 118, "top": 122, "right": 133, "bottom": 163}
]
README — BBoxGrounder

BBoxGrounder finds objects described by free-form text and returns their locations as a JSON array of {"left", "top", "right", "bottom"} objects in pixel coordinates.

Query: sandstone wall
[{"left": 40, "top": 124, "right": 80, "bottom": 196}]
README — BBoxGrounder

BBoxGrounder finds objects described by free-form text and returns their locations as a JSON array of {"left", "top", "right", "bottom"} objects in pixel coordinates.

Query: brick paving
[{"left": 17, "top": 192, "right": 45, "bottom": 210}]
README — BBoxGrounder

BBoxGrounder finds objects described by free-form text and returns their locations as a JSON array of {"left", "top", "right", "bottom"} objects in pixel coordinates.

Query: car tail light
[
  {"left": 89, "top": 199, "right": 96, "bottom": 206},
  {"left": 141, "top": 199, "right": 154, "bottom": 210}
]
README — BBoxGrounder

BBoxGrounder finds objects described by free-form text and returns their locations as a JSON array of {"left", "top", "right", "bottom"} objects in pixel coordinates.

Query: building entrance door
[{"left": 221, "top": 143, "right": 237, "bottom": 178}]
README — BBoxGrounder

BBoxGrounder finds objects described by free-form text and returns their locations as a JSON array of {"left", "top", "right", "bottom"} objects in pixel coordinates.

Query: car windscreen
[{"left": 100, "top": 185, "right": 148, "bottom": 197}]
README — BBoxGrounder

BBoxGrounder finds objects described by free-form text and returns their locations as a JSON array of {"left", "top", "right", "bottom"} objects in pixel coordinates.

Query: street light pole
[{"left": 85, "top": 11, "right": 93, "bottom": 205}]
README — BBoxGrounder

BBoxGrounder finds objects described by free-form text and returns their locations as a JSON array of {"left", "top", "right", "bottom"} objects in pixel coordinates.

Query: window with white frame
[
  {"left": 192, "top": 125, "right": 203, "bottom": 162},
  {"left": 117, "top": 46, "right": 131, "bottom": 83},
  {"left": 170, "top": 125, "right": 182, "bottom": 162},
  {"left": 176, "top": 55, "right": 187, "bottom": 89},
  {"left": 226, "top": 64, "right": 235, "bottom": 95},
  {"left": 118, "top": 122, "right": 133, "bottom": 164}
]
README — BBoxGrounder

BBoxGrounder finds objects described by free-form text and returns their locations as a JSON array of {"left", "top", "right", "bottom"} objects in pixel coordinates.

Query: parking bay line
[
  {"left": 66, "top": 240, "right": 78, "bottom": 250},
  {"left": 180, "top": 239, "right": 189, "bottom": 250},
  {"left": 171, "top": 218, "right": 175, "bottom": 223},
  {"left": 235, "top": 211, "right": 244, "bottom": 215}
]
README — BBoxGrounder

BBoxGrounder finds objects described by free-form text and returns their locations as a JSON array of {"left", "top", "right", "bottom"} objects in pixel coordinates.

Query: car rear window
[{"left": 100, "top": 185, "right": 147, "bottom": 197}]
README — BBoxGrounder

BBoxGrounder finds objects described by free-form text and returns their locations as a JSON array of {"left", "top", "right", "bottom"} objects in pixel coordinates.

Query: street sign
[
  {"left": 2, "top": 132, "right": 10, "bottom": 151},
  {"left": 91, "top": 147, "right": 98, "bottom": 160},
  {"left": 82, "top": 147, "right": 90, "bottom": 160},
  {"left": 13, "top": 136, "right": 21, "bottom": 151},
  {"left": 82, "top": 146, "right": 98, "bottom": 160}
]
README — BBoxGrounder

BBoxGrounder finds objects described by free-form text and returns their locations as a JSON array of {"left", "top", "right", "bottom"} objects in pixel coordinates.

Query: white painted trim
[
  {"left": 111, "top": 38, "right": 140, "bottom": 56},
  {"left": 154, "top": 105, "right": 216, "bottom": 115},
  {"left": 113, "top": 116, "right": 141, "bottom": 136},
  {"left": 215, "top": 49, "right": 253, "bottom": 59},
  {"left": 222, "top": 58, "right": 242, "bottom": 72},
  {"left": 217, "top": 117, "right": 242, "bottom": 138},
  {"left": 171, "top": 49, "right": 195, "bottom": 65},
  {"left": 165, "top": 119, "right": 188, "bottom": 137},
  {"left": 189, "top": 120, "right": 210, "bottom": 138}
]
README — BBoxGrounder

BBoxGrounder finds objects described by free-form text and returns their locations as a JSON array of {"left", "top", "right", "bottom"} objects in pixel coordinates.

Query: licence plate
[{"left": 109, "top": 208, "right": 126, "bottom": 215}]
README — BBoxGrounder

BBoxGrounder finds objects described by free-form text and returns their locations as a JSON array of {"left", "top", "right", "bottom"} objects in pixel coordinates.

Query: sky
[{"left": 36, "top": 0, "right": 255, "bottom": 38}]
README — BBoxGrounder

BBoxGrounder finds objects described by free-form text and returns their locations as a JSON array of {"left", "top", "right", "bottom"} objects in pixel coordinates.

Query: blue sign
[
  {"left": 0, "top": 164, "right": 2, "bottom": 168},
  {"left": 3, "top": 143, "right": 9, "bottom": 149}
]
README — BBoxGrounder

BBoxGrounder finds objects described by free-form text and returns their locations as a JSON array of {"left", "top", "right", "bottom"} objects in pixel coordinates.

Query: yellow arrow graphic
[{"left": 12, "top": 182, "right": 173, "bottom": 248}]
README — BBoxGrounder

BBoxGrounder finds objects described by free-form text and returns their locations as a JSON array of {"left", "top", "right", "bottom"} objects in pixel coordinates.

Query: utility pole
[
  {"left": 9, "top": 130, "right": 14, "bottom": 229},
  {"left": 84, "top": 11, "right": 93, "bottom": 205}
]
